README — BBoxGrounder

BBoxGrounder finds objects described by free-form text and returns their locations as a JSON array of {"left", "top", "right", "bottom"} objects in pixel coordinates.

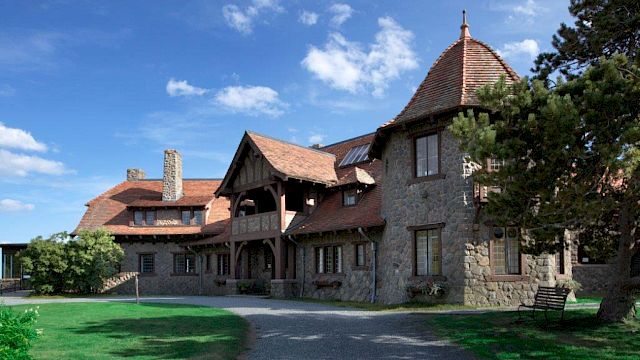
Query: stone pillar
[
  {"left": 162, "top": 149, "right": 183, "bottom": 201},
  {"left": 127, "top": 168, "right": 146, "bottom": 181}
]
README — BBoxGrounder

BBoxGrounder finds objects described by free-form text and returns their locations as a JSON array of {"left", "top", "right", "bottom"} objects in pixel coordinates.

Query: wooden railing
[{"left": 232, "top": 211, "right": 279, "bottom": 237}]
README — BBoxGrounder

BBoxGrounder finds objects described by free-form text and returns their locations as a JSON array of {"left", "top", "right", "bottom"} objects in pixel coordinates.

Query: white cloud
[
  {"left": 299, "top": 11, "right": 319, "bottom": 26},
  {"left": 166, "top": 78, "right": 208, "bottom": 97},
  {"left": 498, "top": 39, "right": 540, "bottom": 59},
  {"left": 0, "top": 122, "right": 48, "bottom": 152},
  {"left": 0, "top": 199, "right": 34, "bottom": 212},
  {"left": 513, "top": 0, "right": 541, "bottom": 16},
  {"left": 328, "top": 3, "right": 353, "bottom": 27},
  {"left": 0, "top": 149, "right": 67, "bottom": 177},
  {"left": 302, "top": 17, "right": 418, "bottom": 97},
  {"left": 214, "top": 85, "right": 287, "bottom": 117},
  {"left": 222, "top": 0, "right": 283, "bottom": 35},
  {"left": 308, "top": 134, "right": 325, "bottom": 144},
  {"left": 0, "top": 84, "right": 15, "bottom": 97}
]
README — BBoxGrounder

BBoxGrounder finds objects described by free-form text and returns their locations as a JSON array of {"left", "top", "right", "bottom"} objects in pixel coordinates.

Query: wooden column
[
  {"left": 274, "top": 237, "right": 284, "bottom": 279},
  {"left": 277, "top": 182, "right": 286, "bottom": 230},
  {"left": 230, "top": 241, "right": 237, "bottom": 279},
  {"left": 287, "top": 243, "right": 296, "bottom": 279}
]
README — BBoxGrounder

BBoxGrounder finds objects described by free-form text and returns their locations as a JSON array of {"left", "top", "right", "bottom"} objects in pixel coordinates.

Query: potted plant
[{"left": 237, "top": 280, "right": 251, "bottom": 294}]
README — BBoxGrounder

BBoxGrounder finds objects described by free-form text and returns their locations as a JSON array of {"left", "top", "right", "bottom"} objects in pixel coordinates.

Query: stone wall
[
  {"left": 113, "top": 241, "right": 231, "bottom": 296},
  {"left": 155, "top": 209, "right": 181, "bottom": 226},
  {"left": 162, "top": 149, "right": 183, "bottom": 201},
  {"left": 297, "top": 231, "right": 381, "bottom": 302},
  {"left": 378, "top": 125, "right": 562, "bottom": 306},
  {"left": 378, "top": 126, "right": 474, "bottom": 304}
]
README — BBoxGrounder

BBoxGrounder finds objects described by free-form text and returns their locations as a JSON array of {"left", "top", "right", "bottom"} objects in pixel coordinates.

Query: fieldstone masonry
[
  {"left": 127, "top": 168, "right": 146, "bottom": 181},
  {"left": 162, "top": 149, "right": 183, "bottom": 201}
]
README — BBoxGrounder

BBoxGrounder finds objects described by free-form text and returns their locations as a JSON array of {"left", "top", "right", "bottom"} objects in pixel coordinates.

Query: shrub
[
  {"left": 0, "top": 306, "right": 40, "bottom": 360},
  {"left": 19, "top": 229, "right": 124, "bottom": 295}
]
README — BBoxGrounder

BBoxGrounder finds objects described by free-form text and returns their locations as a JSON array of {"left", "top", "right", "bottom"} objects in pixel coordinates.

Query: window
[
  {"left": 133, "top": 211, "right": 144, "bottom": 226},
  {"left": 488, "top": 158, "right": 504, "bottom": 172},
  {"left": 315, "top": 246, "right": 343, "bottom": 274},
  {"left": 556, "top": 251, "right": 565, "bottom": 275},
  {"left": 139, "top": 254, "right": 155, "bottom": 274},
  {"left": 577, "top": 244, "right": 607, "bottom": 264},
  {"left": 181, "top": 210, "right": 192, "bottom": 225},
  {"left": 343, "top": 189, "right": 358, "bottom": 206},
  {"left": 173, "top": 253, "right": 196, "bottom": 274},
  {"left": 355, "top": 243, "right": 366, "bottom": 267},
  {"left": 217, "top": 254, "right": 230, "bottom": 275},
  {"left": 206, "top": 254, "right": 212, "bottom": 272},
  {"left": 492, "top": 227, "right": 521, "bottom": 274},
  {"left": 415, "top": 133, "right": 439, "bottom": 177},
  {"left": 193, "top": 210, "right": 204, "bottom": 225},
  {"left": 145, "top": 211, "right": 155, "bottom": 226},
  {"left": 339, "top": 143, "right": 370, "bottom": 167},
  {"left": 415, "top": 229, "right": 442, "bottom": 276}
]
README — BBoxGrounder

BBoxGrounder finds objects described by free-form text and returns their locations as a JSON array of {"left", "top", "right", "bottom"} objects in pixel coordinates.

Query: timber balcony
[{"left": 231, "top": 210, "right": 305, "bottom": 242}]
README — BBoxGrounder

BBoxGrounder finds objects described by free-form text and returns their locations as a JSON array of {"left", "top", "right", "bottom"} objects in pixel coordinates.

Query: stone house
[{"left": 74, "top": 15, "right": 584, "bottom": 304}]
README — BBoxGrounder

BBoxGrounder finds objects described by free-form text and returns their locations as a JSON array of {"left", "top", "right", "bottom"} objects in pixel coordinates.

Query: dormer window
[
  {"left": 339, "top": 143, "right": 370, "bottom": 167},
  {"left": 181, "top": 210, "right": 191, "bottom": 225},
  {"left": 194, "top": 210, "right": 204, "bottom": 225},
  {"left": 145, "top": 211, "right": 155, "bottom": 226},
  {"left": 343, "top": 189, "right": 358, "bottom": 207},
  {"left": 134, "top": 211, "right": 144, "bottom": 226}
]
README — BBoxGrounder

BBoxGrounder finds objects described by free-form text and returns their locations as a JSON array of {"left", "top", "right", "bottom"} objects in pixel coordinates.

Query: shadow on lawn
[
  {"left": 72, "top": 303, "right": 245, "bottom": 359},
  {"left": 426, "top": 309, "right": 640, "bottom": 359}
]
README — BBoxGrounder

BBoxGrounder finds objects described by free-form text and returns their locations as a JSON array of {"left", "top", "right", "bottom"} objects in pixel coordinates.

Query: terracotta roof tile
[
  {"left": 74, "top": 180, "right": 229, "bottom": 237},
  {"left": 247, "top": 132, "right": 338, "bottom": 185}
]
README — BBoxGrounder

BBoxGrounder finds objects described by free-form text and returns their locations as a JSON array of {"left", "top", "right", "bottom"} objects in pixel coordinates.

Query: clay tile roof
[
  {"left": 74, "top": 179, "right": 230, "bottom": 237},
  {"left": 370, "top": 18, "right": 519, "bottom": 158},
  {"left": 287, "top": 134, "right": 384, "bottom": 235},
  {"left": 247, "top": 132, "right": 338, "bottom": 185},
  {"left": 393, "top": 34, "right": 519, "bottom": 124}
]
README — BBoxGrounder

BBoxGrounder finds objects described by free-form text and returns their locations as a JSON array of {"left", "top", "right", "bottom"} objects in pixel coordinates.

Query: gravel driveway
[{"left": 2, "top": 293, "right": 473, "bottom": 360}]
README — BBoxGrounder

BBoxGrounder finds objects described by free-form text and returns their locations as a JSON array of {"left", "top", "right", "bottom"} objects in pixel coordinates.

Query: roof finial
[{"left": 460, "top": 9, "right": 471, "bottom": 39}]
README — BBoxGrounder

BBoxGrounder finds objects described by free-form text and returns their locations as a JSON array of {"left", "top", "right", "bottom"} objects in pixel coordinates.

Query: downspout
[
  {"left": 358, "top": 227, "right": 377, "bottom": 303},
  {"left": 287, "top": 235, "right": 304, "bottom": 298},
  {"left": 186, "top": 246, "right": 203, "bottom": 296}
]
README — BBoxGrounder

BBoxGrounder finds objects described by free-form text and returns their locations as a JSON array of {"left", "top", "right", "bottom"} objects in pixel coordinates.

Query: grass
[
  {"left": 424, "top": 308, "right": 640, "bottom": 359},
  {"left": 11, "top": 302, "right": 249, "bottom": 360},
  {"left": 574, "top": 296, "right": 603, "bottom": 304}
]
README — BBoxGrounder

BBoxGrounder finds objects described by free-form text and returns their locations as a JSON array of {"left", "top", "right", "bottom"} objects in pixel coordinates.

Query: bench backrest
[{"left": 533, "top": 286, "right": 570, "bottom": 310}]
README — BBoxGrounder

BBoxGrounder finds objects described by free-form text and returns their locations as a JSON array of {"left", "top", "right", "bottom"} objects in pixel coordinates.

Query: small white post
[{"left": 135, "top": 274, "right": 140, "bottom": 304}]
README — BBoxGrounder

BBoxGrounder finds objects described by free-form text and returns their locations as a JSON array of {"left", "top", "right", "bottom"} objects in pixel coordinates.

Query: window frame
[
  {"left": 217, "top": 253, "right": 230, "bottom": 276},
  {"left": 342, "top": 189, "right": 358, "bottom": 207},
  {"left": 173, "top": 253, "right": 197, "bottom": 275},
  {"left": 410, "top": 130, "right": 444, "bottom": 183},
  {"left": 409, "top": 224, "right": 444, "bottom": 277},
  {"left": 193, "top": 209, "right": 204, "bottom": 225},
  {"left": 138, "top": 253, "right": 155, "bottom": 275},
  {"left": 133, "top": 210, "right": 144, "bottom": 226},
  {"left": 315, "top": 245, "right": 343, "bottom": 274},
  {"left": 487, "top": 226, "right": 529, "bottom": 281},
  {"left": 181, "top": 210, "right": 192, "bottom": 225},
  {"left": 145, "top": 210, "right": 156, "bottom": 226},
  {"left": 354, "top": 242, "right": 367, "bottom": 268}
]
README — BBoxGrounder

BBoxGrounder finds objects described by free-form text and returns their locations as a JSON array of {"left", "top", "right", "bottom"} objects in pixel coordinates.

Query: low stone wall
[
  {"left": 270, "top": 279, "right": 299, "bottom": 298},
  {"left": 573, "top": 264, "right": 610, "bottom": 295}
]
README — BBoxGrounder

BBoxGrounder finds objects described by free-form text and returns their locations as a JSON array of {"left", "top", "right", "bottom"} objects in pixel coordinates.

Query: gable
[{"left": 232, "top": 145, "right": 273, "bottom": 189}]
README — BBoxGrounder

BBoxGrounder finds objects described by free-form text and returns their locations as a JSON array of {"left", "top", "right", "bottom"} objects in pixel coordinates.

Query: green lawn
[
  {"left": 11, "top": 302, "right": 248, "bottom": 360},
  {"left": 295, "top": 297, "right": 476, "bottom": 312},
  {"left": 424, "top": 308, "right": 640, "bottom": 359}
]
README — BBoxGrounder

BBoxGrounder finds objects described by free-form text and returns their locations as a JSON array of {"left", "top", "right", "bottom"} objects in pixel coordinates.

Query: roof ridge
[
  {"left": 246, "top": 130, "right": 336, "bottom": 158},
  {"left": 320, "top": 132, "right": 375, "bottom": 149},
  {"left": 460, "top": 37, "right": 469, "bottom": 106}
]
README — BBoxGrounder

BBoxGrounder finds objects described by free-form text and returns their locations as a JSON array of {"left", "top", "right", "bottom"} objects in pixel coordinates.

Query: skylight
[{"left": 339, "top": 143, "right": 370, "bottom": 167}]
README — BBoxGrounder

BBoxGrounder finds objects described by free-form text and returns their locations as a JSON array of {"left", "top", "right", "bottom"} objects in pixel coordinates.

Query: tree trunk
[{"left": 597, "top": 203, "right": 637, "bottom": 322}]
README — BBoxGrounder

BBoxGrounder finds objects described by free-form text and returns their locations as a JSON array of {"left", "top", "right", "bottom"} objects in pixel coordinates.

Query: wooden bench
[{"left": 518, "top": 286, "right": 571, "bottom": 321}]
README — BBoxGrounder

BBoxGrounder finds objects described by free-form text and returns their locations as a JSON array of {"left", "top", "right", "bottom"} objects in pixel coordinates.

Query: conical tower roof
[{"left": 393, "top": 10, "right": 519, "bottom": 124}]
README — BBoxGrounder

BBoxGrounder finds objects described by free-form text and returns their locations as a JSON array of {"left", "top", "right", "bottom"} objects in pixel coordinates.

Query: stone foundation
[{"left": 270, "top": 279, "right": 299, "bottom": 298}]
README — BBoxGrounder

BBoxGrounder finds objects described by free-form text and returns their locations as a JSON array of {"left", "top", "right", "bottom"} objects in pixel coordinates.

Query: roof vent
[{"left": 127, "top": 168, "right": 146, "bottom": 181}]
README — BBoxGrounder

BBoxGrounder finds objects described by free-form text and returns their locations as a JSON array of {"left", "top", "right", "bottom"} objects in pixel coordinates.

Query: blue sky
[{"left": 0, "top": 0, "right": 572, "bottom": 243}]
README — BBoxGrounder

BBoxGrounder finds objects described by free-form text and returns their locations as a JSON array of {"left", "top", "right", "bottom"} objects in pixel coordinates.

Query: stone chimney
[
  {"left": 310, "top": 144, "right": 323, "bottom": 149},
  {"left": 162, "top": 149, "right": 183, "bottom": 201},
  {"left": 127, "top": 168, "right": 146, "bottom": 181}
]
